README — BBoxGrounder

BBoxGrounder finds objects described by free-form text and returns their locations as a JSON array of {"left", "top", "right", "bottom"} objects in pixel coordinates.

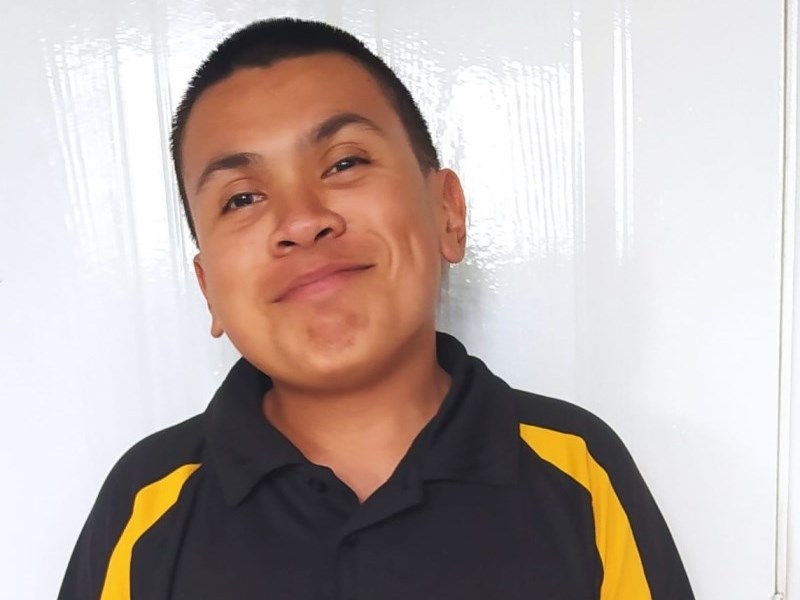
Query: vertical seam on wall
[
  {"left": 147, "top": 0, "right": 182, "bottom": 428},
  {"left": 571, "top": 6, "right": 587, "bottom": 258},
  {"left": 611, "top": 0, "right": 634, "bottom": 264},
  {"left": 150, "top": 0, "right": 186, "bottom": 273},
  {"left": 776, "top": 0, "right": 797, "bottom": 595},
  {"left": 107, "top": 1, "right": 153, "bottom": 428}
]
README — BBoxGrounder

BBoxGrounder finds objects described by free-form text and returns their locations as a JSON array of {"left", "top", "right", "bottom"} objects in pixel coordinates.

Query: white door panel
[{"left": 0, "top": 1, "right": 787, "bottom": 598}]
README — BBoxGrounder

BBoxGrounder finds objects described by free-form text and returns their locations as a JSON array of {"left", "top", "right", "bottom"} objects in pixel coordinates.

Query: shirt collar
[
  {"left": 413, "top": 332, "right": 519, "bottom": 486},
  {"left": 205, "top": 332, "right": 519, "bottom": 507},
  {"left": 205, "top": 359, "right": 306, "bottom": 507}
]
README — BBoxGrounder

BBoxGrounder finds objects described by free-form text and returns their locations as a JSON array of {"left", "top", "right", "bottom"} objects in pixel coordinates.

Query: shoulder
[
  {"left": 506, "top": 390, "right": 682, "bottom": 598},
  {"left": 489, "top": 379, "right": 650, "bottom": 511},
  {"left": 510, "top": 386, "right": 614, "bottom": 436},
  {"left": 57, "top": 414, "right": 208, "bottom": 600},
  {"left": 463, "top": 349, "right": 633, "bottom": 475},
  {"left": 103, "top": 413, "right": 207, "bottom": 500},
  {"left": 505, "top": 385, "right": 662, "bottom": 558},
  {"left": 508, "top": 386, "right": 634, "bottom": 472}
]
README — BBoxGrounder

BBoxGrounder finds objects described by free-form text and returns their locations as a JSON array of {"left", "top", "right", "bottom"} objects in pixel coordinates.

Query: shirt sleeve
[
  {"left": 586, "top": 420, "right": 695, "bottom": 600},
  {"left": 519, "top": 395, "right": 695, "bottom": 600},
  {"left": 57, "top": 463, "right": 133, "bottom": 600}
]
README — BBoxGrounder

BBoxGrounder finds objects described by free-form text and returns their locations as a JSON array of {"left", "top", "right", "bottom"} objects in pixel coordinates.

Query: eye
[
  {"left": 221, "top": 192, "right": 266, "bottom": 214},
  {"left": 323, "top": 155, "right": 370, "bottom": 178}
]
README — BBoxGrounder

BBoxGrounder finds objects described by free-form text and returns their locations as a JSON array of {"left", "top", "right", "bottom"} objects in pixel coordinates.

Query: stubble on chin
[{"left": 303, "top": 302, "right": 370, "bottom": 358}]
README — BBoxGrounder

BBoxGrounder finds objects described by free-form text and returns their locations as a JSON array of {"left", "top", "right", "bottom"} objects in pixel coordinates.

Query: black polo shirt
[{"left": 58, "top": 333, "right": 694, "bottom": 600}]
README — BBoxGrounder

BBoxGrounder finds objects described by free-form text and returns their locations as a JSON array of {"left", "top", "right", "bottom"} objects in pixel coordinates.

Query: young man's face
[{"left": 181, "top": 52, "right": 466, "bottom": 392}]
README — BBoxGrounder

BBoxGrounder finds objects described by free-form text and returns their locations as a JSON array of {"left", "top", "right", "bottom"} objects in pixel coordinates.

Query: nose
[{"left": 268, "top": 194, "right": 346, "bottom": 256}]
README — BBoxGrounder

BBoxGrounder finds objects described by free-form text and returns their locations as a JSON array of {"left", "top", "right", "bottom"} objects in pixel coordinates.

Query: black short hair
[{"left": 170, "top": 17, "right": 441, "bottom": 243}]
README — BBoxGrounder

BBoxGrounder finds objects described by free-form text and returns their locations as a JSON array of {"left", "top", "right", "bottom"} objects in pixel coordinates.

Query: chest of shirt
[{"left": 129, "top": 461, "right": 600, "bottom": 600}]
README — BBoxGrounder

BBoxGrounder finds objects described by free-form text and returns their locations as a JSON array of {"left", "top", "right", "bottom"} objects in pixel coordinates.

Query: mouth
[{"left": 275, "top": 263, "right": 374, "bottom": 303}]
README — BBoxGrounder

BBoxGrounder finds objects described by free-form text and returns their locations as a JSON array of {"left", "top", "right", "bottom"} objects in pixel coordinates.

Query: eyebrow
[
  {"left": 194, "top": 152, "right": 261, "bottom": 195},
  {"left": 192, "top": 112, "right": 383, "bottom": 195},
  {"left": 307, "top": 111, "right": 384, "bottom": 145}
]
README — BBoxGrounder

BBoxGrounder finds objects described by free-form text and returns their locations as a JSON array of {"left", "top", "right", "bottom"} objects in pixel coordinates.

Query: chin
[
  {"left": 277, "top": 338, "right": 387, "bottom": 393},
  {"left": 232, "top": 312, "right": 382, "bottom": 386}
]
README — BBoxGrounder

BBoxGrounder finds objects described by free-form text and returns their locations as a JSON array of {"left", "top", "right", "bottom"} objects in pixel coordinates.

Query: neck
[{"left": 262, "top": 331, "right": 450, "bottom": 502}]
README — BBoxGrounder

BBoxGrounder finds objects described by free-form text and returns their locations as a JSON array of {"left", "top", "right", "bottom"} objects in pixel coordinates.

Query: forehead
[{"left": 181, "top": 53, "right": 398, "bottom": 163}]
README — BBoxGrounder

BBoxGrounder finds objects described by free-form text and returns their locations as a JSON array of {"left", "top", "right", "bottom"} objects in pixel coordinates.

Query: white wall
[{"left": 0, "top": 0, "right": 794, "bottom": 598}]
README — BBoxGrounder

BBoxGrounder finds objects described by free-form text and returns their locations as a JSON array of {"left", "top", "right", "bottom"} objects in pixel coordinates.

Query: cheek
[
  {"left": 200, "top": 238, "right": 263, "bottom": 311},
  {"left": 355, "top": 190, "right": 442, "bottom": 308},
  {"left": 389, "top": 200, "right": 441, "bottom": 277},
  {"left": 354, "top": 179, "right": 439, "bottom": 255}
]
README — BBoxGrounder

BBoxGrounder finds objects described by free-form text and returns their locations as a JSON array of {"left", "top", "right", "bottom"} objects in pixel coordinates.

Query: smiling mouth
[{"left": 276, "top": 265, "right": 374, "bottom": 302}]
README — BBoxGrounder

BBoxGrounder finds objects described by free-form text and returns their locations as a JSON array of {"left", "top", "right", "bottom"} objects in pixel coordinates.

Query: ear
[
  {"left": 434, "top": 169, "right": 467, "bottom": 264},
  {"left": 193, "top": 254, "right": 225, "bottom": 338}
]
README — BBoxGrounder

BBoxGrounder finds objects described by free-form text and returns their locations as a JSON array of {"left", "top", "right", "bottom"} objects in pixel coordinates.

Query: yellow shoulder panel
[
  {"left": 519, "top": 424, "right": 651, "bottom": 600},
  {"left": 100, "top": 463, "right": 201, "bottom": 600}
]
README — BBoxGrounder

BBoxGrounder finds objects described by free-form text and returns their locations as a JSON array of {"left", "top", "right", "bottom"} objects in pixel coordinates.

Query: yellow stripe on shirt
[
  {"left": 100, "top": 463, "right": 201, "bottom": 600},
  {"left": 519, "top": 424, "right": 651, "bottom": 600}
]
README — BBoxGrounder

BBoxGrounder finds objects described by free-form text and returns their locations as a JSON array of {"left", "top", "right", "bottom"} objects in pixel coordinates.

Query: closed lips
[{"left": 275, "top": 263, "right": 373, "bottom": 302}]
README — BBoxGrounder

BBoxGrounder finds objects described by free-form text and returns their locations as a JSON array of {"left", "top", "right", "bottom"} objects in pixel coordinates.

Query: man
[{"left": 58, "top": 17, "right": 694, "bottom": 600}]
